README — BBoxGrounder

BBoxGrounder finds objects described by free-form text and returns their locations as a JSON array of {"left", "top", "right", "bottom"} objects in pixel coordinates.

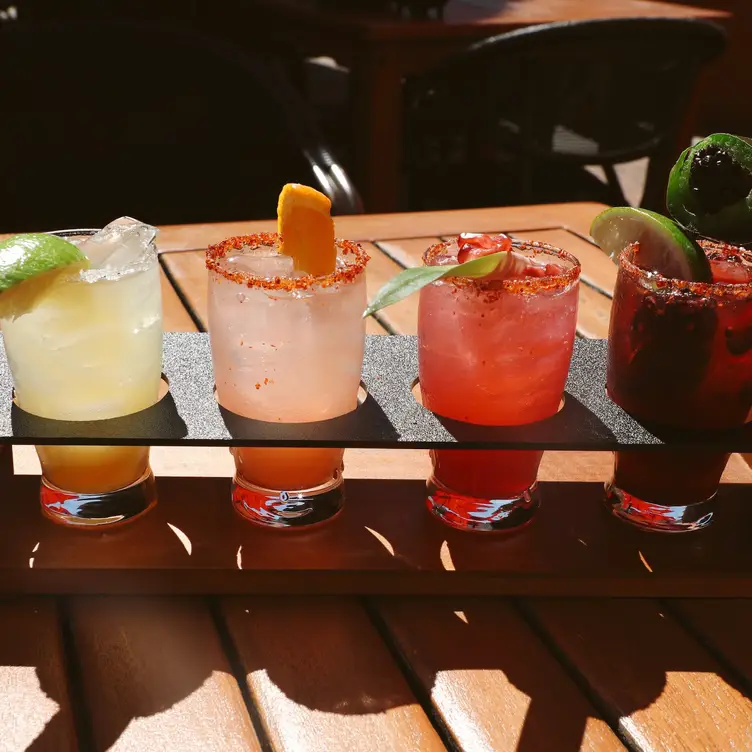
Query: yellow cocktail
[{"left": 0, "top": 221, "right": 163, "bottom": 526}]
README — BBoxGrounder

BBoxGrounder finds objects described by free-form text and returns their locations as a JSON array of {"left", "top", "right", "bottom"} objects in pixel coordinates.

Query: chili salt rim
[
  {"left": 422, "top": 238, "right": 581, "bottom": 295},
  {"left": 619, "top": 239, "right": 752, "bottom": 301},
  {"left": 206, "top": 232, "right": 369, "bottom": 291}
]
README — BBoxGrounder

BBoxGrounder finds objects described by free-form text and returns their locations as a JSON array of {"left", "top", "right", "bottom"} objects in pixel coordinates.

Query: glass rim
[
  {"left": 422, "top": 238, "right": 581, "bottom": 293},
  {"left": 49, "top": 228, "right": 101, "bottom": 237},
  {"left": 48, "top": 227, "right": 158, "bottom": 284},
  {"left": 206, "top": 232, "right": 369, "bottom": 291},
  {"left": 618, "top": 239, "right": 752, "bottom": 300}
]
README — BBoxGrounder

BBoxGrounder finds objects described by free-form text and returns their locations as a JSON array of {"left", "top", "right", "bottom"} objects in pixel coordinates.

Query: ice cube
[
  {"left": 81, "top": 216, "right": 158, "bottom": 270},
  {"left": 226, "top": 247, "right": 295, "bottom": 279}
]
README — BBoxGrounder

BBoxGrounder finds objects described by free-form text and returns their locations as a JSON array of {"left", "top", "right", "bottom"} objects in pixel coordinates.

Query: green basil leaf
[
  {"left": 362, "top": 266, "right": 448, "bottom": 318},
  {"left": 363, "top": 251, "right": 507, "bottom": 318},
  {"left": 450, "top": 252, "right": 509, "bottom": 278}
]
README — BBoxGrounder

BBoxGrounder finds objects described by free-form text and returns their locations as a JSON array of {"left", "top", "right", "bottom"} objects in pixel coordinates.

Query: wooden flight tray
[{"left": 0, "top": 332, "right": 750, "bottom": 598}]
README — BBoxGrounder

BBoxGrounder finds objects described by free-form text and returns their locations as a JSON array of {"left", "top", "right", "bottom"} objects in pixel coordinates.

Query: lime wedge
[
  {"left": 0, "top": 233, "right": 89, "bottom": 319},
  {"left": 590, "top": 207, "right": 711, "bottom": 282}
]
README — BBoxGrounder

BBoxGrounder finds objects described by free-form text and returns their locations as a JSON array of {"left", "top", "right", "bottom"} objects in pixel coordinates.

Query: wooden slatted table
[{"left": 5, "top": 203, "right": 752, "bottom": 750}]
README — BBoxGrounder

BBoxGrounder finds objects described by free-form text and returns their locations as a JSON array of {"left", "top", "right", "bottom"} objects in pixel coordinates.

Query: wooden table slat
[
  {"left": 160, "top": 267, "right": 199, "bottom": 333},
  {"left": 0, "top": 598, "right": 78, "bottom": 751},
  {"left": 220, "top": 596, "right": 447, "bottom": 752},
  {"left": 160, "top": 251, "right": 209, "bottom": 331},
  {"left": 366, "top": 315, "right": 391, "bottom": 335},
  {"left": 372, "top": 596, "right": 625, "bottom": 751},
  {"left": 69, "top": 597, "right": 262, "bottom": 751},
  {"left": 670, "top": 599, "right": 752, "bottom": 688},
  {"left": 576, "top": 284, "right": 613, "bottom": 339},
  {"left": 375, "top": 237, "right": 440, "bottom": 268},
  {"left": 153, "top": 203, "right": 609, "bottom": 252},
  {"left": 524, "top": 598, "right": 752, "bottom": 751},
  {"left": 364, "top": 241, "right": 419, "bottom": 334}
]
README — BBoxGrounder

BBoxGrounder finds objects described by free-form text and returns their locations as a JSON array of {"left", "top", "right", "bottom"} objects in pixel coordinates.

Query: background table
[
  {"left": 248, "top": 0, "right": 729, "bottom": 212},
  {"left": 3, "top": 202, "right": 752, "bottom": 750}
]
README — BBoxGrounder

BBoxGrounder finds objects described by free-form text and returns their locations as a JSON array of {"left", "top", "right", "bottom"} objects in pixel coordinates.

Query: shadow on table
[
  {"left": 0, "top": 598, "right": 78, "bottom": 752},
  {"left": 369, "top": 593, "right": 751, "bottom": 751},
  {"left": 214, "top": 480, "right": 752, "bottom": 750},
  {"left": 5, "top": 471, "right": 751, "bottom": 749},
  {"left": 16, "top": 594, "right": 263, "bottom": 751}
]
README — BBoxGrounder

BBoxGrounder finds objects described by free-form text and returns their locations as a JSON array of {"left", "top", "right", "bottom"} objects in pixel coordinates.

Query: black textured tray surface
[{"left": 0, "top": 333, "right": 750, "bottom": 449}]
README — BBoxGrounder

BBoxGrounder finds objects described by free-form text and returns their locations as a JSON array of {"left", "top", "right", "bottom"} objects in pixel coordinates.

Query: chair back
[{"left": 404, "top": 18, "right": 727, "bottom": 210}]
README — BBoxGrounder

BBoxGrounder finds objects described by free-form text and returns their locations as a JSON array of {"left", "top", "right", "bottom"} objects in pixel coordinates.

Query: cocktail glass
[
  {"left": 0, "top": 226, "right": 163, "bottom": 527},
  {"left": 418, "top": 238, "right": 581, "bottom": 532},
  {"left": 206, "top": 232, "right": 369, "bottom": 528},
  {"left": 606, "top": 240, "right": 752, "bottom": 532}
]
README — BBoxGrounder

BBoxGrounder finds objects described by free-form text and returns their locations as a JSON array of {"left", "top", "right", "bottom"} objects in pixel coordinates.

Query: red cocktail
[
  {"left": 606, "top": 240, "right": 752, "bottom": 531},
  {"left": 418, "top": 236, "right": 580, "bottom": 531}
]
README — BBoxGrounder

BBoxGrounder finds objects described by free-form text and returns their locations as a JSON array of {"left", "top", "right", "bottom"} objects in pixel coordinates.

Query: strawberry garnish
[
  {"left": 455, "top": 233, "right": 565, "bottom": 280},
  {"left": 457, "top": 233, "right": 512, "bottom": 263}
]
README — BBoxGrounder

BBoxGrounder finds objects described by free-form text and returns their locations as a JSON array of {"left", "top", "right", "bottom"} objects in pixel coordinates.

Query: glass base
[
  {"left": 232, "top": 472, "right": 344, "bottom": 529},
  {"left": 40, "top": 468, "right": 157, "bottom": 529},
  {"left": 426, "top": 477, "right": 540, "bottom": 532},
  {"left": 604, "top": 480, "right": 716, "bottom": 533}
]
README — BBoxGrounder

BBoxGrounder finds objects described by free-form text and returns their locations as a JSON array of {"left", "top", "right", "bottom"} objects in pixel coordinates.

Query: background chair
[
  {"left": 0, "top": 20, "right": 362, "bottom": 233},
  {"left": 402, "top": 18, "right": 727, "bottom": 212}
]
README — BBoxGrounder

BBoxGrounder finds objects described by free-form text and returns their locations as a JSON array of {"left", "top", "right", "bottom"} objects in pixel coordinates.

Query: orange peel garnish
[{"left": 277, "top": 183, "right": 336, "bottom": 276}]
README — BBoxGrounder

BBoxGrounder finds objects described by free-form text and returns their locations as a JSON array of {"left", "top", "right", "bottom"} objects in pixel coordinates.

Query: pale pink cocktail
[{"left": 207, "top": 232, "right": 369, "bottom": 528}]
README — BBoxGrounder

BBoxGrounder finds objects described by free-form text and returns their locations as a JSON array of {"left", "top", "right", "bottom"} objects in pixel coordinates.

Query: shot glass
[
  {"left": 605, "top": 240, "right": 752, "bottom": 532},
  {"left": 418, "top": 238, "right": 581, "bottom": 532},
  {"left": 206, "top": 232, "right": 369, "bottom": 528}
]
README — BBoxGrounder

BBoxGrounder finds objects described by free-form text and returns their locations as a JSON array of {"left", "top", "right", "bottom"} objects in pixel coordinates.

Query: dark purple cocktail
[{"left": 606, "top": 240, "right": 752, "bottom": 531}]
